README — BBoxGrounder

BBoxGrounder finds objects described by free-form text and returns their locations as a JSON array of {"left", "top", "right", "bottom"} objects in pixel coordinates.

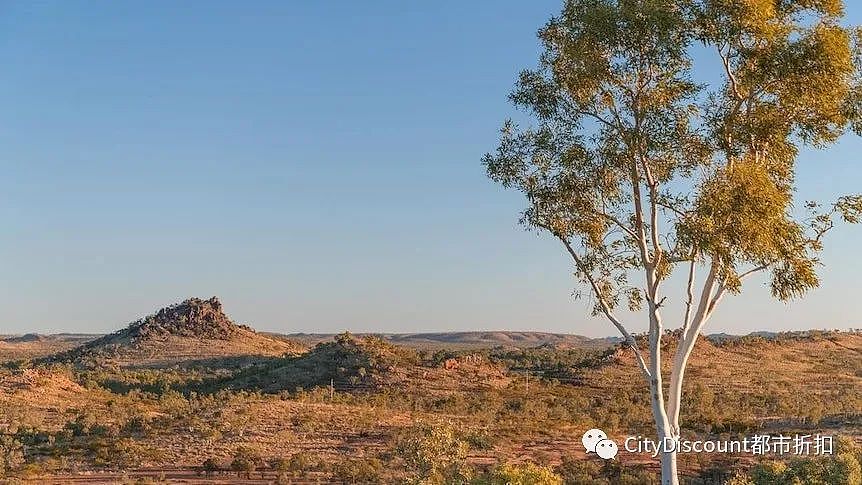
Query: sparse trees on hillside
[
  {"left": 484, "top": 1, "right": 862, "bottom": 483},
  {"left": 0, "top": 435, "right": 24, "bottom": 478}
]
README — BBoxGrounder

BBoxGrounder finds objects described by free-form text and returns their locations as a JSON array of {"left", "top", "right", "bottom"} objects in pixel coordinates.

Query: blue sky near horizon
[{"left": 1, "top": 1, "right": 860, "bottom": 337}]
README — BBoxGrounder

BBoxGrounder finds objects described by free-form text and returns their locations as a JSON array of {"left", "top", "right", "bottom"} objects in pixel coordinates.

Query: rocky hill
[
  {"left": 223, "top": 332, "right": 418, "bottom": 392},
  {"left": 122, "top": 297, "right": 249, "bottom": 340},
  {"left": 47, "top": 297, "right": 301, "bottom": 368}
]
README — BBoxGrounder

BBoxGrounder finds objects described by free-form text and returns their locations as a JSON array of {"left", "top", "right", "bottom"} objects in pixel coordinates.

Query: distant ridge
[
  {"left": 275, "top": 331, "right": 620, "bottom": 349},
  {"left": 3, "top": 333, "right": 46, "bottom": 343},
  {"left": 273, "top": 330, "right": 861, "bottom": 350}
]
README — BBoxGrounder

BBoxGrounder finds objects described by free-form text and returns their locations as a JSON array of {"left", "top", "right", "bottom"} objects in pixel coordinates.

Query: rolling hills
[{"left": 0, "top": 320, "right": 858, "bottom": 483}]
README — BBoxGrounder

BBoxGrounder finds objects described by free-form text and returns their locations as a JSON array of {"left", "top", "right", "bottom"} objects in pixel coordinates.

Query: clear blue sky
[{"left": 1, "top": 1, "right": 860, "bottom": 337}]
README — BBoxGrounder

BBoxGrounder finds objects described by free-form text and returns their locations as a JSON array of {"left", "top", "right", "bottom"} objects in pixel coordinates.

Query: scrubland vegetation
[{"left": 0, "top": 328, "right": 859, "bottom": 483}]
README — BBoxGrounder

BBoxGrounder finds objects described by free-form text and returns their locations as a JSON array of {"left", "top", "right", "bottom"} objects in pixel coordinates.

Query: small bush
[
  {"left": 230, "top": 446, "right": 263, "bottom": 479},
  {"left": 287, "top": 451, "right": 320, "bottom": 475},
  {"left": 481, "top": 462, "right": 562, "bottom": 485},
  {"left": 396, "top": 422, "right": 472, "bottom": 484},
  {"left": 743, "top": 437, "right": 862, "bottom": 485},
  {"left": 201, "top": 457, "right": 221, "bottom": 476},
  {"left": 331, "top": 457, "right": 384, "bottom": 484},
  {"left": 0, "top": 436, "right": 25, "bottom": 478}
]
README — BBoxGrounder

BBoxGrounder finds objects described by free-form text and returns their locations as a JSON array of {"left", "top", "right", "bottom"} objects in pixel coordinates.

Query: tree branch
[
  {"left": 629, "top": 164, "right": 652, "bottom": 268},
  {"left": 557, "top": 235, "right": 651, "bottom": 379},
  {"left": 655, "top": 199, "right": 690, "bottom": 220},
  {"left": 597, "top": 211, "right": 639, "bottom": 240},
  {"left": 719, "top": 45, "right": 743, "bottom": 101},
  {"left": 681, "top": 255, "right": 697, "bottom": 334},
  {"left": 738, "top": 263, "right": 769, "bottom": 281},
  {"left": 667, "top": 260, "right": 719, "bottom": 435}
]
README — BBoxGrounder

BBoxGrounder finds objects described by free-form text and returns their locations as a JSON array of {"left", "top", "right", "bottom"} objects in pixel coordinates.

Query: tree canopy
[{"left": 484, "top": 0, "right": 862, "bottom": 319}]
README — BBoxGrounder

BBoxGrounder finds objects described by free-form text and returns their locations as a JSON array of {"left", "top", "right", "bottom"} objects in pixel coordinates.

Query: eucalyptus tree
[{"left": 483, "top": 1, "right": 862, "bottom": 483}]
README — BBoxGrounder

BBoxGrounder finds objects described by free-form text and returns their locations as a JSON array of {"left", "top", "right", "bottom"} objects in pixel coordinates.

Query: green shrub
[
  {"left": 0, "top": 435, "right": 24, "bottom": 478},
  {"left": 89, "top": 437, "right": 160, "bottom": 469},
  {"left": 331, "top": 457, "right": 384, "bottom": 484},
  {"left": 463, "top": 429, "right": 496, "bottom": 451},
  {"left": 287, "top": 451, "right": 320, "bottom": 475},
  {"left": 201, "top": 457, "right": 220, "bottom": 476},
  {"left": 481, "top": 462, "right": 562, "bottom": 485},
  {"left": 230, "top": 446, "right": 263, "bottom": 479},
  {"left": 745, "top": 437, "right": 862, "bottom": 485},
  {"left": 554, "top": 455, "right": 658, "bottom": 485},
  {"left": 396, "top": 422, "right": 472, "bottom": 484}
]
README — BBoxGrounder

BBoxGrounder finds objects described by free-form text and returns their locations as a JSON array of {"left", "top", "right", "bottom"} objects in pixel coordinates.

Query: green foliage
[
  {"left": 484, "top": 5, "right": 862, "bottom": 483},
  {"left": 462, "top": 429, "right": 496, "bottom": 451},
  {"left": 225, "top": 332, "right": 418, "bottom": 393},
  {"left": 724, "top": 472, "right": 755, "bottom": 485},
  {"left": 396, "top": 422, "right": 472, "bottom": 485},
  {"left": 2, "top": 334, "right": 859, "bottom": 481},
  {"left": 743, "top": 436, "right": 862, "bottom": 484},
  {"left": 65, "top": 413, "right": 111, "bottom": 438},
  {"left": 680, "top": 160, "right": 813, "bottom": 298},
  {"left": 487, "top": 346, "right": 603, "bottom": 378},
  {"left": 554, "top": 455, "right": 658, "bottom": 485},
  {"left": 331, "top": 457, "right": 384, "bottom": 484},
  {"left": 483, "top": 0, "right": 862, "bottom": 314},
  {"left": 201, "top": 457, "right": 220, "bottom": 475},
  {"left": 286, "top": 452, "right": 321, "bottom": 475},
  {"left": 81, "top": 367, "right": 210, "bottom": 395},
  {"left": 480, "top": 461, "right": 563, "bottom": 485},
  {"left": 87, "top": 437, "right": 163, "bottom": 469},
  {"left": 230, "top": 446, "right": 263, "bottom": 478},
  {"left": 0, "top": 435, "right": 24, "bottom": 478},
  {"left": 120, "top": 415, "right": 152, "bottom": 436}
]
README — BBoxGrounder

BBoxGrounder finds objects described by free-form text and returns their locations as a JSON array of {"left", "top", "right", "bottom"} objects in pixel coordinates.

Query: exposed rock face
[
  {"left": 131, "top": 297, "right": 242, "bottom": 341},
  {"left": 42, "top": 296, "right": 299, "bottom": 368}
]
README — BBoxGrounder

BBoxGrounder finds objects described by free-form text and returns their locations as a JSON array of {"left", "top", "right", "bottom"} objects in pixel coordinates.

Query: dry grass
[{"left": 0, "top": 331, "right": 858, "bottom": 482}]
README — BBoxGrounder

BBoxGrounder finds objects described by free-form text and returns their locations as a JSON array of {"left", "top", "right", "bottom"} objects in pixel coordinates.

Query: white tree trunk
[
  {"left": 649, "top": 374, "right": 679, "bottom": 485},
  {"left": 646, "top": 279, "right": 680, "bottom": 485},
  {"left": 660, "top": 447, "right": 679, "bottom": 485},
  {"left": 559, "top": 244, "right": 729, "bottom": 485},
  {"left": 661, "top": 353, "right": 683, "bottom": 485}
]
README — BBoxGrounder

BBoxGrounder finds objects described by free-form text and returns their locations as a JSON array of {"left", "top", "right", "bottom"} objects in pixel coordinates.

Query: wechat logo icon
[{"left": 582, "top": 428, "right": 619, "bottom": 460}]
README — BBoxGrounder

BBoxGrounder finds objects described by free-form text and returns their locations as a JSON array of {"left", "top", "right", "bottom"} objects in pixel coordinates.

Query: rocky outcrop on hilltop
[
  {"left": 44, "top": 297, "right": 300, "bottom": 368},
  {"left": 129, "top": 297, "right": 249, "bottom": 341}
]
